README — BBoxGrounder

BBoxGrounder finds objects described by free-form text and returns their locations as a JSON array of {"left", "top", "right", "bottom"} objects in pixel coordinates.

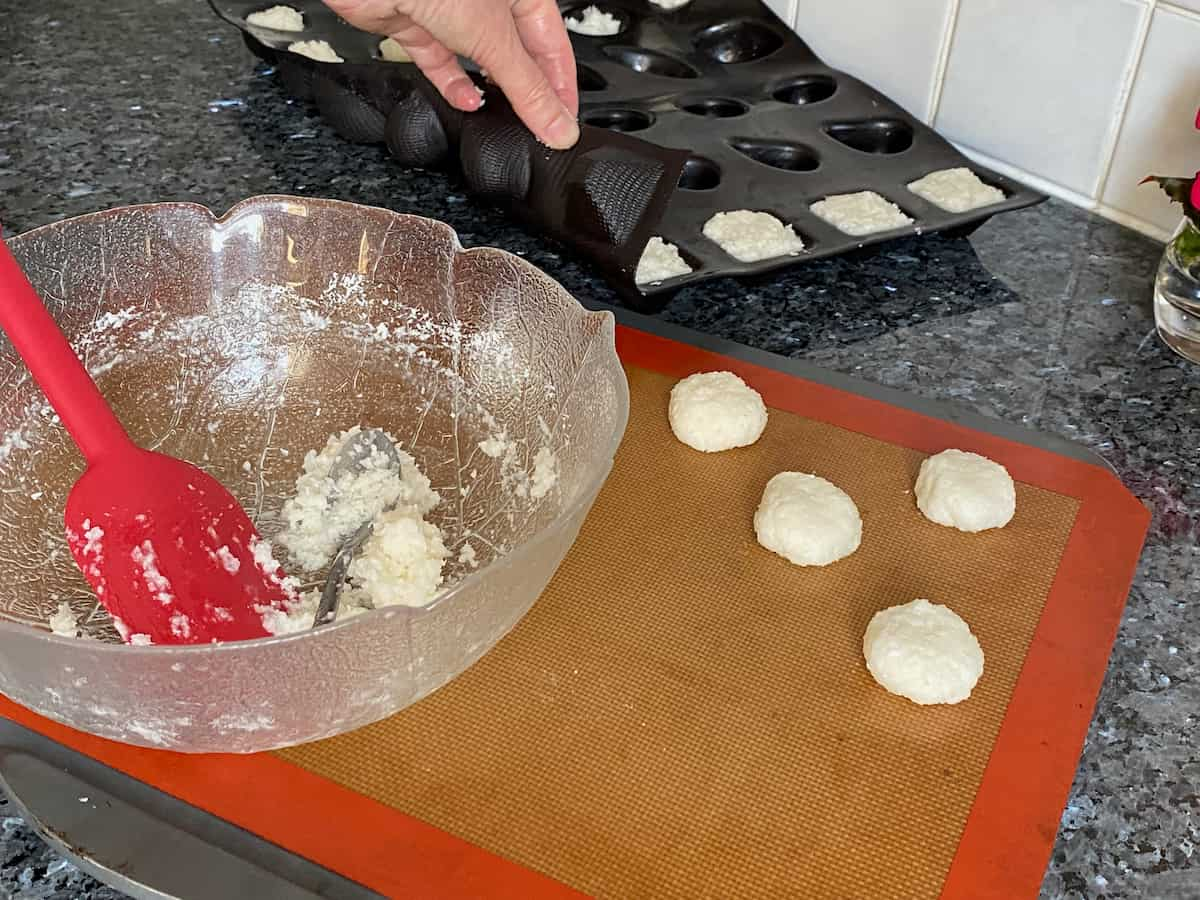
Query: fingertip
[
  {"left": 447, "top": 79, "right": 484, "bottom": 111},
  {"left": 542, "top": 109, "right": 580, "bottom": 150}
]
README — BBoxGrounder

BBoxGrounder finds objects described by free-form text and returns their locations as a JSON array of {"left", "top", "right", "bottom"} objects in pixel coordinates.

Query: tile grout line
[
  {"left": 1091, "top": 0, "right": 1157, "bottom": 205},
  {"left": 1157, "top": 0, "right": 1200, "bottom": 21},
  {"left": 926, "top": 0, "right": 961, "bottom": 124},
  {"left": 958, "top": 139, "right": 1168, "bottom": 241},
  {"left": 1096, "top": 201, "right": 1173, "bottom": 241}
]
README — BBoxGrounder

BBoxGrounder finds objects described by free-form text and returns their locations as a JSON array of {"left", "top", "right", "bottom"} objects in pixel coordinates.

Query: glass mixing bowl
[{"left": 0, "top": 196, "right": 628, "bottom": 753}]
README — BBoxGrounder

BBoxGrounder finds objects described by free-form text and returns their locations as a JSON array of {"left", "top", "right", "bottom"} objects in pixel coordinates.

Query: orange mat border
[{"left": 0, "top": 325, "right": 1149, "bottom": 900}]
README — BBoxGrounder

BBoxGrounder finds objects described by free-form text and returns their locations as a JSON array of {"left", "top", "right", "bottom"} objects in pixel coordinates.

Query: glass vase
[{"left": 1154, "top": 217, "right": 1200, "bottom": 363}]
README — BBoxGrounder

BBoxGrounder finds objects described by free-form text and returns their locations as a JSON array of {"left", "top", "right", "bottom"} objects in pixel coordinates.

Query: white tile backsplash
[
  {"left": 762, "top": 0, "right": 796, "bottom": 27},
  {"left": 776, "top": 0, "right": 1200, "bottom": 241},
  {"left": 935, "top": 0, "right": 1147, "bottom": 198},
  {"left": 791, "top": 0, "right": 955, "bottom": 122},
  {"left": 1161, "top": 0, "right": 1200, "bottom": 15},
  {"left": 1100, "top": 4, "right": 1200, "bottom": 238}
]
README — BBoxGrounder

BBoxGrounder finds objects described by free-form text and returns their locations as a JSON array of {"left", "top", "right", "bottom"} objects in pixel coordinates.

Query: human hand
[{"left": 323, "top": 0, "right": 580, "bottom": 149}]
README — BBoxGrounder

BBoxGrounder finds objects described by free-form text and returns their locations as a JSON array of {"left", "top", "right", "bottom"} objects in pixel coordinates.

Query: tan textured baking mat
[{"left": 276, "top": 365, "right": 1080, "bottom": 900}]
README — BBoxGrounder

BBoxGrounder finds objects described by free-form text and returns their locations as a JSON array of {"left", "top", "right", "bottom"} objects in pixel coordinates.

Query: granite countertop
[{"left": 1, "top": 1, "right": 1198, "bottom": 898}]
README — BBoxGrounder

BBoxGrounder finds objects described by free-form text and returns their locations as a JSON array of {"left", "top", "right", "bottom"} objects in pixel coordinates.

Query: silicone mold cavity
[
  {"left": 825, "top": 119, "right": 914, "bottom": 155},
  {"left": 603, "top": 45, "right": 700, "bottom": 78},
  {"left": 729, "top": 137, "right": 819, "bottom": 172},
  {"left": 582, "top": 108, "right": 655, "bottom": 132},
  {"left": 694, "top": 20, "right": 784, "bottom": 64},
  {"left": 678, "top": 156, "right": 721, "bottom": 190}
]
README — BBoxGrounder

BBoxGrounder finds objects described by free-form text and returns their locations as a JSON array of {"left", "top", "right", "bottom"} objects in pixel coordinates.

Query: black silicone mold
[{"left": 211, "top": 0, "right": 1044, "bottom": 309}]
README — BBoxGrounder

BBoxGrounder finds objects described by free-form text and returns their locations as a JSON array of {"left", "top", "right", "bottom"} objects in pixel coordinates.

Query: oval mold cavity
[
  {"left": 772, "top": 75, "right": 836, "bottom": 105},
  {"left": 678, "top": 156, "right": 721, "bottom": 191},
  {"left": 680, "top": 97, "right": 748, "bottom": 118},
  {"left": 825, "top": 119, "right": 914, "bottom": 155},
  {"left": 577, "top": 64, "right": 608, "bottom": 92},
  {"left": 582, "top": 108, "right": 654, "bottom": 132},
  {"left": 602, "top": 45, "right": 699, "bottom": 78},
  {"left": 694, "top": 20, "right": 784, "bottom": 64},
  {"left": 729, "top": 138, "right": 819, "bottom": 172}
]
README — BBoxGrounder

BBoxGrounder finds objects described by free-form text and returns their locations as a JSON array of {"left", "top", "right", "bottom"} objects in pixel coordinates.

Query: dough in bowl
[
  {"left": 863, "top": 598, "right": 984, "bottom": 705},
  {"left": 669, "top": 371, "right": 767, "bottom": 452},
  {"left": 754, "top": 472, "right": 861, "bottom": 566},
  {"left": 915, "top": 448, "right": 1015, "bottom": 532}
]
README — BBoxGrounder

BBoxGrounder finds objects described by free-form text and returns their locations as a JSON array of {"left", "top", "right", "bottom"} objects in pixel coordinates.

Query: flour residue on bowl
[{"left": 1, "top": 272, "right": 567, "bottom": 644}]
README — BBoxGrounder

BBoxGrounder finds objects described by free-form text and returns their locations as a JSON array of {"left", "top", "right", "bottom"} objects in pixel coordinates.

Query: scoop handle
[{"left": 0, "top": 238, "right": 132, "bottom": 464}]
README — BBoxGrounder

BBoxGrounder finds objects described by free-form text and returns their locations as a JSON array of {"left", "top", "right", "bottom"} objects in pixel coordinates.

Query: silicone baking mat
[{"left": 0, "top": 325, "right": 1148, "bottom": 900}]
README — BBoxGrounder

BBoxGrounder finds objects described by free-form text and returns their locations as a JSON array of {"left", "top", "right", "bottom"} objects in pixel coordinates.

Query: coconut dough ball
[
  {"left": 379, "top": 37, "right": 413, "bottom": 62},
  {"left": 915, "top": 449, "right": 1015, "bottom": 532},
  {"left": 863, "top": 599, "right": 984, "bottom": 705},
  {"left": 288, "top": 39, "right": 343, "bottom": 63},
  {"left": 246, "top": 5, "right": 304, "bottom": 31},
  {"left": 668, "top": 371, "right": 767, "bottom": 452},
  {"left": 754, "top": 472, "right": 861, "bottom": 566}
]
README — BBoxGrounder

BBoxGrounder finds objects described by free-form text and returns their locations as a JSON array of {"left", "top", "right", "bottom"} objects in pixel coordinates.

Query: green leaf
[
  {"left": 1172, "top": 221, "right": 1200, "bottom": 271},
  {"left": 1143, "top": 175, "right": 1193, "bottom": 204}
]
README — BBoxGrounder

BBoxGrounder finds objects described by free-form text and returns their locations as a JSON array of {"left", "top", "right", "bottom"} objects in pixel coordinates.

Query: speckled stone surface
[{"left": 1, "top": 1, "right": 1198, "bottom": 898}]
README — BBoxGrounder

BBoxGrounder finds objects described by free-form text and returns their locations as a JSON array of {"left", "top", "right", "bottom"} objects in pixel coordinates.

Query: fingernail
[{"left": 545, "top": 107, "right": 580, "bottom": 150}]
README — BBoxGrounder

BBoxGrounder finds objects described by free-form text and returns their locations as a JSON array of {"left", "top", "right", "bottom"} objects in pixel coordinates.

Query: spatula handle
[{"left": 0, "top": 238, "right": 132, "bottom": 464}]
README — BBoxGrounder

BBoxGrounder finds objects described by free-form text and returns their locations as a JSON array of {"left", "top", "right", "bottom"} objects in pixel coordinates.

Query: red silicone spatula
[{"left": 0, "top": 238, "right": 296, "bottom": 645}]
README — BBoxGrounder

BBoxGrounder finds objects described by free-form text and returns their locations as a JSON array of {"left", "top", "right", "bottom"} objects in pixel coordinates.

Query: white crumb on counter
[
  {"left": 129, "top": 633, "right": 153, "bottom": 646},
  {"left": 907, "top": 167, "right": 1005, "bottom": 213},
  {"left": 566, "top": 6, "right": 621, "bottom": 35},
  {"left": 810, "top": 191, "right": 913, "bottom": 236},
  {"left": 378, "top": 37, "right": 412, "bottom": 62},
  {"left": 288, "top": 39, "right": 343, "bottom": 63},
  {"left": 49, "top": 602, "right": 78, "bottom": 638},
  {"left": 702, "top": 211, "right": 805, "bottom": 263},
  {"left": 635, "top": 236, "right": 693, "bottom": 284},
  {"left": 279, "top": 426, "right": 439, "bottom": 572},
  {"left": 246, "top": 5, "right": 304, "bottom": 31}
]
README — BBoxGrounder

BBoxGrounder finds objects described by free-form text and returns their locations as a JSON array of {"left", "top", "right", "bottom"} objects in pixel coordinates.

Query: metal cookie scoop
[{"left": 312, "top": 428, "right": 402, "bottom": 627}]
